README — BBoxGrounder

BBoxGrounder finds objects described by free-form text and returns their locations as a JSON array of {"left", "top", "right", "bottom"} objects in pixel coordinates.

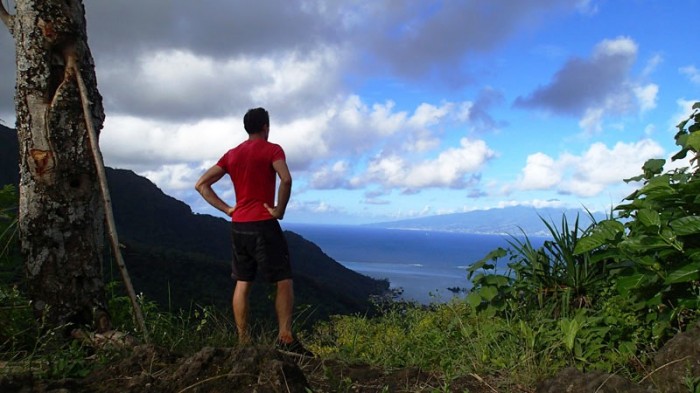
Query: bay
[{"left": 283, "top": 223, "right": 543, "bottom": 304}]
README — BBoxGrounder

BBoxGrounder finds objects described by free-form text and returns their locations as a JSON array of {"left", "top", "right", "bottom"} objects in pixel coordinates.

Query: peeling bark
[{"left": 11, "top": 0, "right": 108, "bottom": 330}]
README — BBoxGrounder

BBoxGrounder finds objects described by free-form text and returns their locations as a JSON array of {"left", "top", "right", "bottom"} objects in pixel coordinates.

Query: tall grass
[{"left": 306, "top": 298, "right": 650, "bottom": 390}]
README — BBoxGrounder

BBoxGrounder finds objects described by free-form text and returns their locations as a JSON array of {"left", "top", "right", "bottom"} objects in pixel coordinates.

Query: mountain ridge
[{"left": 367, "top": 206, "right": 607, "bottom": 236}]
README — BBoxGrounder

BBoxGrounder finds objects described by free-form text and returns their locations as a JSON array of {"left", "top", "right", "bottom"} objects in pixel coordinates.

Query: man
[{"left": 195, "top": 107, "right": 309, "bottom": 355}]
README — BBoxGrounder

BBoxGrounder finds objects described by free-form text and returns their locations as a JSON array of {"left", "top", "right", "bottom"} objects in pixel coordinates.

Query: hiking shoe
[{"left": 275, "top": 339, "right": 314, "bottom": 357}]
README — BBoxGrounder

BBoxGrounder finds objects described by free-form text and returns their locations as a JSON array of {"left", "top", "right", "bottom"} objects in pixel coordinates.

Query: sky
[{"left": 1, "top": 0, "right": 699, "bottom": 225}]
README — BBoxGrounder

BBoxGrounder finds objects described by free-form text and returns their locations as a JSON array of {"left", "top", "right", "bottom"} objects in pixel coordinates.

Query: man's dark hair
[{"left": 243, "top": 107, "right": 270, "bottom": 134}]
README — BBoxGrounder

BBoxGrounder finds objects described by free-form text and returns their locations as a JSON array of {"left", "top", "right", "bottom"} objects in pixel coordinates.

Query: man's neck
[{"left": 248, "top": 132, "right": 267, "bottom": 141}]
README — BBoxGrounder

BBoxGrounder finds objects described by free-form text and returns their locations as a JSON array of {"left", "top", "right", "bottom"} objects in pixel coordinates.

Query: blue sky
[{"left": 1, "top": 0, "right": 698, "bottom": 225}]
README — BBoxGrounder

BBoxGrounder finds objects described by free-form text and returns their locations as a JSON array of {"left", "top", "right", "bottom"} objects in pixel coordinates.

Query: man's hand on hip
[{"left": 264, "top": 203, "right": 285, "bottom": 220}]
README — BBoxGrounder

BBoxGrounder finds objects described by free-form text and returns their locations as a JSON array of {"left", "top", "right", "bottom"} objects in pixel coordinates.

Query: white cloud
[
  {"left": 99, "top": 47, "right": 345, "bottom": 121},
  {"left": 272, "top": 114, "right": 332, "bottom": 170},
  {"left": 497, "top": 199, "right": 565, "bottom": 209},
  {"left": 101, "top": 115, "right": 245, "bottom": 168},
  {"left": 680, "top": 65, "right": 700, "bottom": 84},
  {"left": 517, "top": 152, "right": 562, "bottom": 190},
  {"left": 595, "top": 36, "right": 637, "bottom": 57},
  {"left": 515, "top": 139, "right": 665, "bottom": 197},
  {"left": 141, "top": 164, "right": 203, "bottom": 191},
  {"left": 634, "top": 84, "right": 658, "bottom": 112},
  {"left": 671, "top": 99, "right": 700, "bottom": 131},
  {"left": 407, "top": 103, "right": 450, "bottom": 128},
  {"left": 309, "top": 161, "right": 352, "bottom": 189},
  {"left": 564, "top": 140, "right": 665, "bottom": 196},
  {"left": 365, "top": 138, "right": 495, "bottom": 189},
  {"left": 370, "top": 101, "right": 409, "bottom": 135},
  {"left": 578, "top": 107, "right": 605, "bottom": 134},
  {"left": 642, "top": 54, "right": 663, "bottom": 77},
  {"left": 575, "top": 0, "right": 599, "bottom": 15}
]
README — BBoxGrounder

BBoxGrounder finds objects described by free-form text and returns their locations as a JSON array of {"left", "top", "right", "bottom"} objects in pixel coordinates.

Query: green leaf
[
  {"left": 467, "top": 247, "right": 507, "bottom": 275},
  {"left": 624, "top": 174, "right": 646, "bottom": 183},
  {"left": 664, "top": 263, "right": 700, "bottom": 284},
  {"left": 646, "top": 291, "right": 663, "bottom": 307},
  {"left": 479, "top": 286, "right": 498, "bottom": 302},
  {"left": 574, "top": 219, "right": 624, "bottom": 254},
  {"left": 676, "top": 132, "right": 689, "bottom": 146},
  {"left": 671, "top": 148, "right": 689, "bottom": 161},
  {"left": 669, "top": 216, "right": 700, "bottom": 236},
  {"left": 637, "top": 209, "right": 660, "bottom": 228},
  {"left": 483, "top": 274, "right": 509, "bottom": 287},
  {"left": 466, "top": 292, "right": 482, "bottom": 309},
  {"left": 559, "top": 318, "right": 580, "bottom": 352},
  {"left": 640, "top": 174, "right": 674, "bottom": 195},
  {"left": 642, "top": 159, "right": 666, "bottom": 178},
  {"left": 687, "top": 132, "right": 700, "bottom": 151},
  {"left": 616, "top": 273, "right": 646, "bottom": 296}
]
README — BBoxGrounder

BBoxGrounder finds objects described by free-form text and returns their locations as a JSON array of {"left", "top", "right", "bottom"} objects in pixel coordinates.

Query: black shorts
[{"left": 230, "top": 219, "right": 292, "bottom": 283}]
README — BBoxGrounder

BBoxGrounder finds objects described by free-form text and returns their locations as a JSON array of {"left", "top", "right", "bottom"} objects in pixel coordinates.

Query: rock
[
  {"left": 647, "top": 322, "right": 700, "bottom": 393},
  {"left": 79, "top": 344, "right": 309, "bottom": 392},
  {"left": 535, "top": 367, "right": 654, "bottom": 393}
]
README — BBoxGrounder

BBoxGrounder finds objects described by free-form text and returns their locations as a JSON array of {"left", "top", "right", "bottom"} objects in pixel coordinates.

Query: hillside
[
  {"left": 368, "top": 205, "right": 607, "bottom": 236},
  {"left": 0, "top": 125, "right": 388, "bottom": 325},
  {"left": 0, "top": 124, "right": 18, "bottom": 187}
]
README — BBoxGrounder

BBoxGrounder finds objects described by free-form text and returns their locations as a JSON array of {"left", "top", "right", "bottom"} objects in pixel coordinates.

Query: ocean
[{"left": 283, "top": 223, "right": 545, "bottom": 304}]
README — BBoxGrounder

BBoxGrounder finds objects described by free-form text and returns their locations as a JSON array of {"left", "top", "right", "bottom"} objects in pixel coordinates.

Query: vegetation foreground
[{"left": 1, "top": 105, "right": 699, "bottom": 392}]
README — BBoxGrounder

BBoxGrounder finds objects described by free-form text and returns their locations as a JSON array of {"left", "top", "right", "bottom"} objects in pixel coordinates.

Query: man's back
[{"left": 217, "top": 138, "right": 285, "bottom": 222}]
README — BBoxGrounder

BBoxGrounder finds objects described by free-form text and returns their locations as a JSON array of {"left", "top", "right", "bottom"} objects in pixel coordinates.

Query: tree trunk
[{"left": 3, "top": 0, "right": 108, "bottom": 330}]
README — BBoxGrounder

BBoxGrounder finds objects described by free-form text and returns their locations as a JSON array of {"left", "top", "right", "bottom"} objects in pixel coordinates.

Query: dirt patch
[
  {"left": 7, "top": 324, "right": 700, "bottom": 393},
  {"left": 0, "top": 344, "right": 508, "bottom": 392}
]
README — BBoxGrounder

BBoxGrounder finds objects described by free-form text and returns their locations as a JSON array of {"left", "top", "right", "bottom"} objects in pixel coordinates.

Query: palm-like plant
[
  {"left": 467, "top": 212, "right": 612, "bottom": 318},
  {"left": 506, "top": 214, "right": 610, "bottom": 316}
]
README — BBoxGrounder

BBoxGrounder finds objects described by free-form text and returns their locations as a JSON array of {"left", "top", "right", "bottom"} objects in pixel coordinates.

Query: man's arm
[
  {"left": 195, "top": 165, "right": 235, "bottom": 216},
  {"left": 264, "top": 159, "right": 292, "bottom": 220}
]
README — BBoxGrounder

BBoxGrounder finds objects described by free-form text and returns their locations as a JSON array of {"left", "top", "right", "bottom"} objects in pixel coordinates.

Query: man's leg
[
  {"left": 232, "top": 280, "right": 253, "bottom": 343},
  {"left": 275, "top": 278, "right": 294, "bottom": 343}
]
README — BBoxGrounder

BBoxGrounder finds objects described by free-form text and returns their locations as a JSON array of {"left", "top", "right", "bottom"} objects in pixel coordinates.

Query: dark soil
[
  {"left": 0, "top": 344, "right": 519, "bottom": 392},
  {"left": 2, "top": 321, "right": 699, "bottom": 392}
]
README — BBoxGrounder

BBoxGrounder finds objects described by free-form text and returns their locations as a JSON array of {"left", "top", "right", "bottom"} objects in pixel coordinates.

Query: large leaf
[
  {"left": 639, "top": 174, "right": 674, "bottom": 196},
  {"left": 574, "top": 219, "right": 624, "bottom": 254},
  {"left": 618, "top": 236, "right": 678, "bottom": 254},
  {"left": 669, "top": 216, "right": 700, "bottom": 236},
  {"left": 642, "top": 159, "right": 666, "bottom": 178},
  {"left": 479, "top": 286, "right": 498, "bottom": 302},
  {"left": 637, "top": 209, "right": 661, "bottom": 228},
  {"left": 671, "top": 148, "right": 689, "bottom": 161},
  {"left": 559, "top": 318, "right": 581, "bottom": 352},
  {"left": 687, "top": 132, "right": 700, "bottom": 152},
  {"left": 664, "top": 263, "right": 700, "bottom": 285},
  {"left": 615, "top": 273, "right": 646, "bottom": 296},
  {"left": 466, "top": 292, "right": 482, "bottom": 310},
  {"left": 483, "top": 274, "right": 510, "bottom": 287},
  {"left": 467, "top": 247, "right": 507, "bottom": 275}
]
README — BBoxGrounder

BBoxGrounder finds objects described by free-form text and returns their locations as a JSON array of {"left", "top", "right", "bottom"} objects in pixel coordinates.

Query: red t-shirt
[{"left": 216, "top": 139, "right": 286, "bottom": 222}]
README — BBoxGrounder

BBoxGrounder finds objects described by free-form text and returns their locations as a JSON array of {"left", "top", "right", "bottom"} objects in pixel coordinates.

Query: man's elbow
[{"left": 194, "top": 181, "right": 206, "bottom": 195}]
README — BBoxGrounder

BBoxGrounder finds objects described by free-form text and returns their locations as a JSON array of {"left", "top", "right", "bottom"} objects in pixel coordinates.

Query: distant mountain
[
  {"left": 0, "top": 126, "right": 388, "bottom": 325},
  {"left": 367, "top": 206, "right": 608, "bottom": 236}
]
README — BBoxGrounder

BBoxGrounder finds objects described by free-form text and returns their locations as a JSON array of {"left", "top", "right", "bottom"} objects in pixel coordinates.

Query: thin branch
[
  {"left": 639, "top": 356, "right": 691, "bottom": 383},
  {"left": 69, "top": 50, "right": 150, "bottom": 344},
  {"left": 0, "top": 1, "right": 13, "bottom": 33}
]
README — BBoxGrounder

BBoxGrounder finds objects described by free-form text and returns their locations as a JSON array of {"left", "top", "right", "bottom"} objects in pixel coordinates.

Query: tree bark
[
  {"left": 0, "top": 3, "right": 12, "bottom": 32},
  {"left": 7, "top": 0, "right": 108, "bottom": 330}
]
